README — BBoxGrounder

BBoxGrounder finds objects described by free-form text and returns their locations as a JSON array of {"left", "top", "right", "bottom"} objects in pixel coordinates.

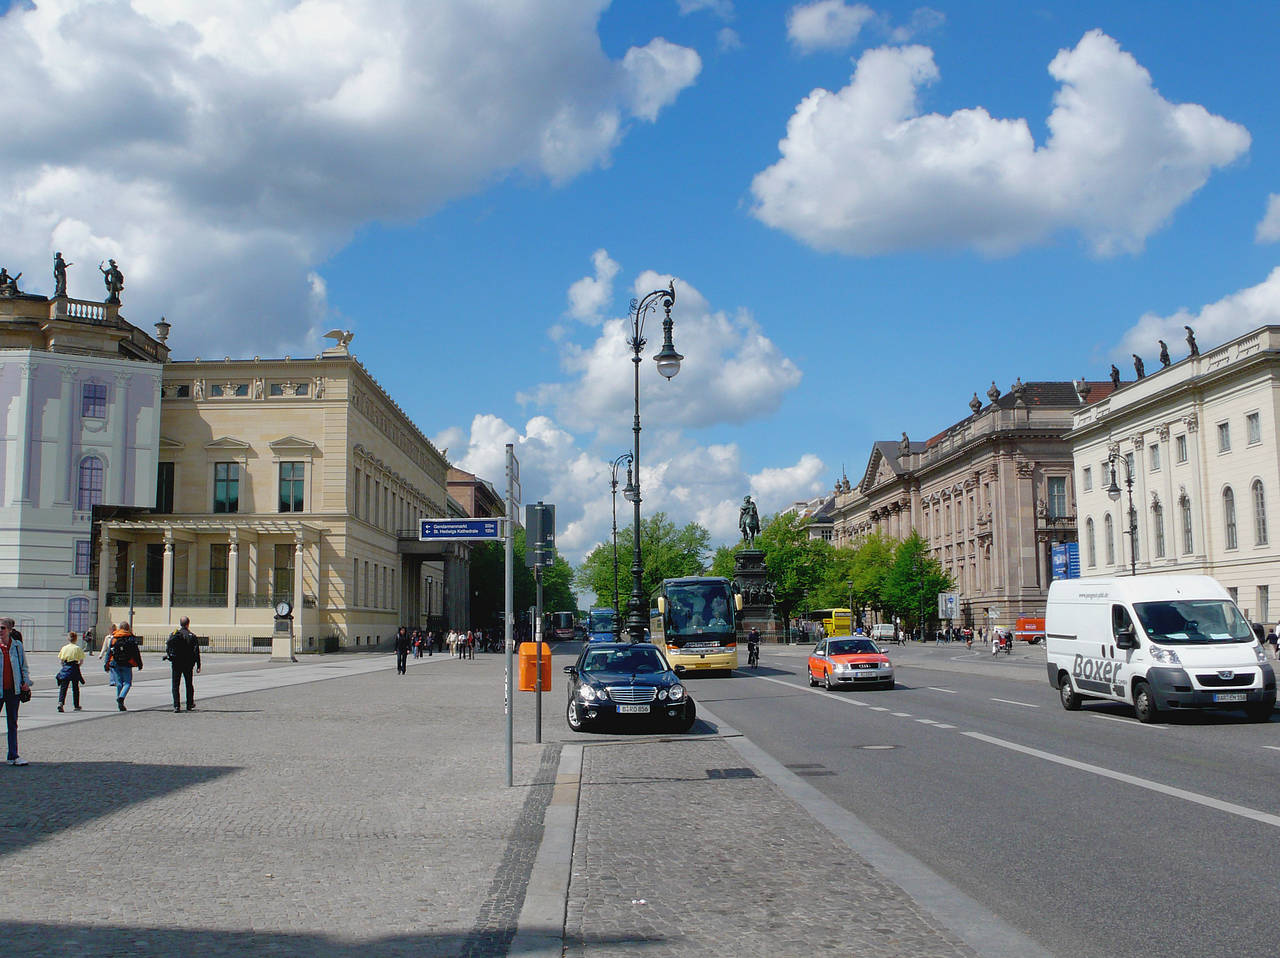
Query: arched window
[
  {"left": 67, "top": 596, "right": 90, "bottom": 634},
  {"left": 1104, "top": 514, "right": 1115, "bottom": 565},
  {"left": 1253, "top": 480, "right": 1268, "bottom": 546},
  {"left": 1181, "top": 496, "right": 1194, "bottom": 554},
  {"left": 1086, "top": 517, "right": 1096, "bottom": 567},
  {"left": 77, "top": 456, "right": 103, "bottom": 511},
  {"left": 1152, "top": 502, "right": 1165, "bottom": 558},
  {"left": 1223, "top": 487, "right": 1238, "bottom": 550}
]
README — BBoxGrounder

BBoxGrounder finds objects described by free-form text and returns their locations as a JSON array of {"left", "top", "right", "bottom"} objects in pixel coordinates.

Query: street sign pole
[
  {"left": 535, "top": 562, "right": 543, "bottom": 745},
  {"left": 504, "top": 444, "right": 517, "bottom": 788}
]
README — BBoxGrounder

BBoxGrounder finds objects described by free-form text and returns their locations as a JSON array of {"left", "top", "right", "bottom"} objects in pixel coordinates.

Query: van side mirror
[
  {"left": 657, "top": 597, "right": 666, "bottom": 615},
  {"left": 1115, "top": 626, "right": 1137, "bottom": 650}
]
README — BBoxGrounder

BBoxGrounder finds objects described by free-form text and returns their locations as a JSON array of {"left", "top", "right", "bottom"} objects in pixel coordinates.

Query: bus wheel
[
  {"left": 1133, "top": 682, "right": 1159, "bottom": 724},
  {"left": 1058, "top": 672, "right": 1082, "bottom": 711}
]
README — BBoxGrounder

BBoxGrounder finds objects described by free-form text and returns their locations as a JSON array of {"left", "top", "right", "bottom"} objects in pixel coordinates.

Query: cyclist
[{"left": 747, "top": 628, "right": 761, "bottom": 668}]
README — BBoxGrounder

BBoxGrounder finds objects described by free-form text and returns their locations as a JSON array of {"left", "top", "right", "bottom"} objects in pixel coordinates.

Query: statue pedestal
[{"left": 733, "top": 549, "right": 783, "bottom": 642}]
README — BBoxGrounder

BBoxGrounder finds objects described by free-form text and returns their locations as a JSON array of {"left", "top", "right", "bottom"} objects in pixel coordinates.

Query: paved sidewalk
[{"left": 2, "top": 644, "right": 1034, "bottom": 957}]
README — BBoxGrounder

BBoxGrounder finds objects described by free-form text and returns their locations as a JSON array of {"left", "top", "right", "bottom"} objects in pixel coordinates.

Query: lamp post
[
  {"left": 426, "top": 575, "right": 433, "bottom": 631},
  {"left": 1107, "top": 452, "right": 1138, "bottom": 577},
  {"left": 625, "top": 281, "right": 681, "bottom": 642},
  {"left": 609, "top": 453, "right": 635, "bottom": 639}
]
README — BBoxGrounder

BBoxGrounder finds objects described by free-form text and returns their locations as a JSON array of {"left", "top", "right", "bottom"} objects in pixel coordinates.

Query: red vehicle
[
  {"left": 1014, "top": 616, "right": 1046, "bottom": 644},
  {"left": 806, "top": 637, "right": 895, "bottom": 691}
]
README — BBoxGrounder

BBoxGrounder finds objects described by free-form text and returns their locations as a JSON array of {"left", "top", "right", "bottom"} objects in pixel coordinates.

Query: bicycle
[{"left": 747, "top": 642, "right": 760, "bottom": 668}]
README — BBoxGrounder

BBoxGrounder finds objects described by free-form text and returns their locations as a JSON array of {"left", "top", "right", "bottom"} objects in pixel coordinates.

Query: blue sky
[{"left": 3, "top": 0, "right": 1279, "bottom": 564}]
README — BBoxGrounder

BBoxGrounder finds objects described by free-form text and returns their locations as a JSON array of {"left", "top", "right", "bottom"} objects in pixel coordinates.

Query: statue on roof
[
  {"left": 898, "top": 431, "right": 910, "bottom": 459},
  {"left": 1158, "top": 340, "right": 1171, "bottom": 367},
  {"left": 53, "top": 252, "right": 71, "bottom": 298},
  {"left": 1109, "top": 364, "right": 1120, "bottom": 389},
  {"left": 969, "top": 392, "right": 982, "bottom": 414},
  {"left": 0, "top": 268, "right": 21, "bottom": 297},
  {"left": 1184, "top": 325, "right": 1199, "bottom": 357},
  {"left": 98, "top": 259, "right": 123, "bottom": 304},
  {"left": 986, "top": 380, "right": 1000, "bottom": 403},
  {"left": 1132, "top": 354, "right": 1145, "bottom": 379}
]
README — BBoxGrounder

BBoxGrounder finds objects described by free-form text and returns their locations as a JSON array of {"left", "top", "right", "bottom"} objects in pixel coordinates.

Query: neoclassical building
[
  {"left": 1071, "top": 326, "right": 1280, "bottom": 623},
  {"left": 0, "top": 282, "right": 169, "bottom": 649},
  {"left": 833, "top": 381, "right": 1113, "bottom": 629},
  {"left": 98, "top": 340, "right": 466, "bottom": 650}
]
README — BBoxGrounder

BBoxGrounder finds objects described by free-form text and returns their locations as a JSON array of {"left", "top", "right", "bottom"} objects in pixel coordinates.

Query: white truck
[{"left": 1045, "top": 574, "right": 1276, "bottom": 723}]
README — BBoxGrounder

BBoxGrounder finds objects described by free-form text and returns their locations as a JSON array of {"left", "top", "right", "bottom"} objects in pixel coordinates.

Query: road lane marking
[
  {"left": 1090, "top": 712, "right": 1164, "bottom": 729},
  {"left": 964, "top": 731, "right": 1280, "bottom": 830},
  {"left": 927, "top": 687, "right": 957, "bottom": 694},
  {"left": 868, "top": 706, "right": 889, "bottom": 712},
  {"left": 916, "top": 718, "right": 938, "bottom": 725},
  {"left": 990, "top": 698, "right": 1039, "bottom": 708},
  {"left": 891, "top": 712, "right": 913, "bottom": 718},
  {"left": 934, "top": 723, "right": 955, "bottom": 729},
  {"left": 1263, "top": 745, "right": 1280, "bottom": 751}
]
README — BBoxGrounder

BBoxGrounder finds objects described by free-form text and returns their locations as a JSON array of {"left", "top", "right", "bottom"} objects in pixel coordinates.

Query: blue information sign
[
  {"left": 419, "top": 518, "right": 501, "bottom": 541},
  {"left": 1051, "top": 542, "right": 1081, "bottom": 580}
]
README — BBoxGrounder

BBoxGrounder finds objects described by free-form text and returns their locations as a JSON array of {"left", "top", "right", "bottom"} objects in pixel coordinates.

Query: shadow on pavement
[{"left": 0, "top": 762, "right": 240, "bottom": 858}]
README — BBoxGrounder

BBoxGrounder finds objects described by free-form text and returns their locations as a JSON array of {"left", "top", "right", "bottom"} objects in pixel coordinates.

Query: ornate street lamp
[
  {"left": 625, "top": 281, "right": 680, "bottom": 641},
  {"left": 1107, "top": 452, "right": 1138, "bottom": 577},
  {"left": 609, "top": 452, "right": 634, "bottom": 638}
]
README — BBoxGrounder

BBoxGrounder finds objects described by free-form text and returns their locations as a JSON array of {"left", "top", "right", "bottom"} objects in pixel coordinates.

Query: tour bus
[
  {"left": 586, "top": 607, "right": 618, "bottom": 643},
  {"left": 548, "top": 611, "right": 577, "bottom": 642},
  {"left": 1046, "top": 574, "right": 1276, "bottom": 723},
  {"left": 649, "top": 576, "right": 743, "bottom": 674}
]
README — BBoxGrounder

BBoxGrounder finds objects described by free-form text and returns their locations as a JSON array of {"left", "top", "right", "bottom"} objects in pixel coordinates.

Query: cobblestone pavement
[
  {"left": 0, "top": 651, "right": 556, "bottom": 958},
  {"left": 563, "top": 736, "right": 977, "bottom": 958}
]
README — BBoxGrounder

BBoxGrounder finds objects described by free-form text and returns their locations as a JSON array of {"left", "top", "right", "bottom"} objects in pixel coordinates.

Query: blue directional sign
[
  {"left": 1052, "top": 542, "right": 1081, "bottom": 580},
  {"left": 419, "top": 518, "right": 501, "bottom": 541}
]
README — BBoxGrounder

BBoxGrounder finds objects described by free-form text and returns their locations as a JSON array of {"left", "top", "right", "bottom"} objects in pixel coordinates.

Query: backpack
[{"left": 111, "top": 635, "right": 139, "bottom": 668}]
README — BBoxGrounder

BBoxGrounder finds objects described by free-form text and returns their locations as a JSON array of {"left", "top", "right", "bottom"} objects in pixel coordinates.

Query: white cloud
[
  {"left": 717, "top": 27, "right": 743, "bottom": 52},
  {"left": 566, "top": 249, "right": 621, "bottom": 322},
  {"left": 752, "top": 30, "right": 1250, "bottom": 257},
  {"left": 787, "top": 1, "right": 875, "bottom": 53},
  {"left": 678, "top": 0, "right": 734, "bottom": 19},
  {"left": 525, "top": 268, "right": 803, "bottom": 435},
  {"left": 887, "top": 7, "right": 945, "bottom": 44},
  {"left": 1258, "top": 194, "right": 1280, "bottom": 243},
  {"left": 750, "top": 454, "right": 826, "bottom": 501},
  {"left": 0, "top": 1, "right": 700, "bottom": 357},
  {"left": 1117, "top": 266, "right": 1280, "bottom": 361}
]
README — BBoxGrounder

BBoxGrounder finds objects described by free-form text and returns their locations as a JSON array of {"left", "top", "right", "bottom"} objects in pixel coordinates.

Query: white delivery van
[
  {"left": 1046, "top": 574, "right": 1276, "bottom": 723},
  {"left": 871, "top": 623, "right": 897, "bottom": 644}
]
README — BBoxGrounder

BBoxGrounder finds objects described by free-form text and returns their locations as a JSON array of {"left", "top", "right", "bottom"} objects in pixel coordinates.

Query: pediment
[
  {"left": 159, "top": 436, "right": 185, "bottom": 450},
  {"left": 268, "top": 435, "right": 320, "bottom": 455},
  {"left": 204, "top": 436, "right": 252, "bottom": 452}
]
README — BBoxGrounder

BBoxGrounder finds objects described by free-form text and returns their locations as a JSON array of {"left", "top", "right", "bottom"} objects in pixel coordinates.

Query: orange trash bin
[{"left": 518, "top": 641, "right": 552, "bottom": 691}]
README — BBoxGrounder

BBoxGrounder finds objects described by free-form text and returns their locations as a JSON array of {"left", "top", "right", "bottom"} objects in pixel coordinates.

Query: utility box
[{"left": 518, "top": 641, "right": 552, "bottom": 692}]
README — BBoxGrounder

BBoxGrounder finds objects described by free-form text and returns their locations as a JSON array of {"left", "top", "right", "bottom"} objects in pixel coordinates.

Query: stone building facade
[
  {"left": 1071, "top": 326, "right": 1280, "bottom": 623},
  {"left": 97, "top": 341, "right": 461, "bottom": 650},
  {"left": 832, "top": 381, "right": 1112, "bottom": 629},
  {"left": 0, "top": 286, "right": 169, "bottom": 649}
]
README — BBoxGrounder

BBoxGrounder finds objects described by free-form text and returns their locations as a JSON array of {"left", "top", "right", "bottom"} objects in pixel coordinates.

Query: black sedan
[{"left": 564, "top": 642, "right": 696, "bottom": 733}]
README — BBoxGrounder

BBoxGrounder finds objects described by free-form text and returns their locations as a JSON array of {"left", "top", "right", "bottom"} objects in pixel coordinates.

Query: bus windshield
[
  {"left": 587, "top": 609, "right": 616, "bottom": 634},
  {"left": 1133, "top": 600, "right": 1254, "bottom": 644},
  {"left": 665, "top": 581, "right": 734, "bottom": 637}
]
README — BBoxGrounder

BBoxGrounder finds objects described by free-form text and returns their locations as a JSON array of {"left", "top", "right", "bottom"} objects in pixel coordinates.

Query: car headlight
[
  {"left": 1149, "top": 646, "right": 1181, "bottom": 665},
  {"left": 657, "top": 688, "right": 668, "bottom": 700},
  {"left": 1255, "top": 645, "right": 1267, "bottom": 664},
  {"left": 668, "top": 685, "right": 685, "bottom": 701},
  {"left": 579, "top": 685, "right": 599, "bottom": 702}
]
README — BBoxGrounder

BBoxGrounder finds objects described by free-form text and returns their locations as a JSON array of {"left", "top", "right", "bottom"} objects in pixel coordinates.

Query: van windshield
[{"left": 1133, "top": 600, "right": 1254, "bottom": 644}]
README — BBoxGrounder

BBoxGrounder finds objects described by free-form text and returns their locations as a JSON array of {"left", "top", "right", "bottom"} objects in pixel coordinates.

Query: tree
[
  {"left": 849, "top": 532, "right": 895, "bottom": 622},
  {"left": 755, "top": 511, "right": 830, "bottom": 624},
  {"left": 883, "top": 531, "right": 953, "bottom": 633},
  {"left": 471, "top": 527, "right": 577, "bottom": 630},
  {"left": 574, "top": 512, "right": 711, "bottom": 609}
]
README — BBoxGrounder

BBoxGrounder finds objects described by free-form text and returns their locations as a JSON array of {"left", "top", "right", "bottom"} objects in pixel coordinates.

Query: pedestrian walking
[
  {"left": 165, "top": 616, "right": 202, "bottom": 712},
  {"left": 394, "top": 626, "right": 410, "bottom": 675},
  {"left": 105, "top": 622, "right": 143, "bottom": 711},
  {"left": 83, "top": 626, "right": 96, "bottom": 655},
  {"left": 466, "top": 630, "right": 475, "bottom": 660},
  {"left": 56, "top": 631, "right": 86, "bottom": 712},
  {"left": 1268, "top": 624, "right": 1279, "bottom": 660},
  {"left": 2, "top": 618, "right": 33, "bottom": 766}
]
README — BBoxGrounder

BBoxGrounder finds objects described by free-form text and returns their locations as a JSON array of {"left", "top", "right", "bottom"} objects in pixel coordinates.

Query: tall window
[
  {"left": 279, "top": 461, "right": 305, "bottom": 513},
  {"left": 77, "top": 456, "right": 103, "bottom": 511},
  {"left": 81, "top": 382, "right": 107, "bottom": 418},
  {"left": 1086, "top": 517, "right": 1096, "bottom": 567},
  {"left": 1176, "top": 435, "right": 1188, "bottom": 463},
  {"left": 1082, "top": 466, "right": 1092, "bottom": 492},
  {"left": 67, "top": 597, "right": 90, "bottom": 634},
  {"left": 1149, "top": 444, "right": 1161, "bottom": 472},
  {"left": 1218, "top": 422, "right": 1231, "bottom": 453},
  {"left": 1152, "top": 503, "right": 1165, "bottom": 558},
  {"left": 1254, "top": 480, "right": 1268, "bottom": 546},
  {"left": 1181, "top": 497, "right": 1194, "bottom": 554},
  {"left": 74, "top": 539, "right": 92, "bottom": 576},
  {"left": 1247, "top": 411, "right": 1261, "bottom": 445},
  {"left": 1047, "top": 477, "right": 1067, "bottom": 518},
  {"left": 209, "top": 544, "right": 229, "bottom": 597},
  {"left": 214, "top": 462, "right": 239, "bottom": 513},
  {"left": 1258, "top": 585, "right": 1270, "bottom": 624},
  {"left": 155, "top": 461, "right": 175, "bottom": 513},
  {"left": 274, "top": 544, "right": 294, "bottom": 600},
  {"left": 1223, "top": 487, "right": 1238, "bottom": 550},
  {"left": 1104, "top": 514, "right": 1115, "bottom": 565}
]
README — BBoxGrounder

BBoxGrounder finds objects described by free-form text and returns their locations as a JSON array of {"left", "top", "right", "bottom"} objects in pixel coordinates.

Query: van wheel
[
  {"left": 1133, "top": 682, "right": 1159, "bottom": 724},
  {"left": 1058, "top": 673, "right": 1082, "bottom": 711}
]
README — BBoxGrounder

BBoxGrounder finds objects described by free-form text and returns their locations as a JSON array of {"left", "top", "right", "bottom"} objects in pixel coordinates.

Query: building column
[
  {"left": 293, "top": 534, "right": 305, "bottom": 637},
  {"left": 228, "top": 534, "right": 239, "bottom": 624},
  {"left": 108, "top": 372, "right": 129, "bottom": 504},
  {"left": 14, "top": 362, "right": 34, "bottom": 503},
  {"left": 56, "top": 366, "right": 76, "bottom": 505},
  {"left": 161, "top": 531, "right": 174, "bottom": 622},
  {"left": 1187, "top": 415, "right": 1209, "bottom": 566},
  {"left": 97, "top": 530, "right": 113, "bottom": 630}
]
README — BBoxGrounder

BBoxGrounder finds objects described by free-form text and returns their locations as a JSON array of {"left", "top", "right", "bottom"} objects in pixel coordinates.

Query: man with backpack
[
  {"left": 106, "top": 623, "right": 143, "bottom": 711},
  {"left": 165, "top": 616, "right": 202, "bottom": 712}
]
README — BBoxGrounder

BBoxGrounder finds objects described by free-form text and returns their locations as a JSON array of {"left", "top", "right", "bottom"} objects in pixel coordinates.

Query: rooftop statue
[
  {"left": 1158, "top": 340, "right": 1171, "bottom": 367},
  {"left": 1132, "top": 354, "right": 1145, "bottom": 379},
  {"left": 99, "top": 259, "right": 124, "bottom": 304},
  {"left": 1184, "top": 325, "right": 1199, "bottom": 357},
  {"left": 1109, "top": 364, "right": 1120, "bottom": 388},
  {"left": 53, "top": 252, "right": 71, "bottom": 298}
]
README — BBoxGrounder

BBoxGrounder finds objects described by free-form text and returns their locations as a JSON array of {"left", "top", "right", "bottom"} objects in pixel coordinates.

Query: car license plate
[
  {"left": 617, "top": 704, "right": 649, "bottom": 713},
  {"left": 1213, "top": 692, "right": 1247, "bottom": 703}
]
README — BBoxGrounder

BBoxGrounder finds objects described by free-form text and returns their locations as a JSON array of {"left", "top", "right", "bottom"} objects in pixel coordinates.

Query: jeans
[
  {"left": 2, "top": 689, "right": 18, "bottom": 761},
  {"left": 171, "top": 663, "right": 195, "bottom": 708},
  {"left": 110, "top": 665, "right": 133, "bottom": 701},
  {"left": 396, "top": 650, "right": 408, "bottom": 673}
]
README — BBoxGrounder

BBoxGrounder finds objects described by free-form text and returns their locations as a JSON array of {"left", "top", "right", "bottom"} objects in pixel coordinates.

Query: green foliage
[
  {"left": 470, "top": 527, "right": 577, "bottom": 629},
  {"left": 882, "top": 531, "right": 954, "bottom": 628},
  {"left": 755, "top": 511, "right": 830, "bottom": 617},
  {"left": 850, "top": 532, "right": 896, "bottom": 617},
  {"left": 573, "top": 512, "right": 711, "bottom": 607}
]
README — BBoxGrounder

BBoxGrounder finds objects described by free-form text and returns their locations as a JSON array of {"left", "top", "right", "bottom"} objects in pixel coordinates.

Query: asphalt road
[{"left": 692, "top": 641, "right": 1280, "bottom": 958}]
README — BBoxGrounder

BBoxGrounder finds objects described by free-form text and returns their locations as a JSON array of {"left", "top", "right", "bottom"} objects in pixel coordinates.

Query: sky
[{"left": 3, "top": 0, "right": 1280, "bottom": 574}]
